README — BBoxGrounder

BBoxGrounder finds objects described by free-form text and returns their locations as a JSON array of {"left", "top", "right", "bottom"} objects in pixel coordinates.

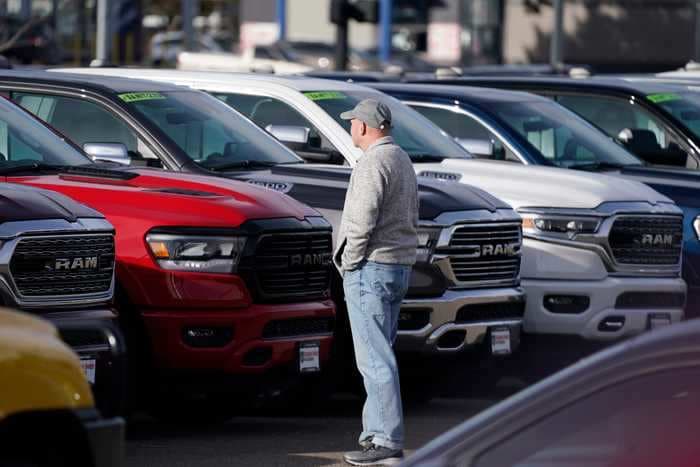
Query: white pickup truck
[{"left": 57, "top": 69, "right": 687, "bottom": 346}]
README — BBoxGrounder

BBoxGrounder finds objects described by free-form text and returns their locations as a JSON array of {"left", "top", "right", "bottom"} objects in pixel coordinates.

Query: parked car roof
[
  {"left": 0, "top": 69, "right": 185, "bottom": 93},
  {"left": 49, "top": 67, "right": 379, "bottom": 94},
  {"left": 368, "top": 82, "right": 548, "bottom": 105},
  {"left": 412, "top": 75, "right": 696, "bottom": 96}
]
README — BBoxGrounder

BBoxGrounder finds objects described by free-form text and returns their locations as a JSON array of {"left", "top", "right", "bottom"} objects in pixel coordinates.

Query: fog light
[
  {"left": 544, "top": 295, "right": 590, "bottom": 314},
  {"left": 182, "top": 326, "right": 234, "bottom": 348}
]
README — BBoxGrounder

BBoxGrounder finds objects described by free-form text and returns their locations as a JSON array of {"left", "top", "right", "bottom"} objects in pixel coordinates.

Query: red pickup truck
[{"left": 0, "top": 94, "right": 335, "bottom": 417}]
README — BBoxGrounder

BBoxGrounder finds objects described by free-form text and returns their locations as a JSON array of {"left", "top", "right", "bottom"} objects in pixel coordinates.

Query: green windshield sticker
[
  {"left": 647, "top": 93, "right": 680, "bottom": 104},
  {"left": 118, "top": 92, "right": 167, "bottom": 103},
  {"left": 304, "top": 91, "right": 347, "bottom": 101}
]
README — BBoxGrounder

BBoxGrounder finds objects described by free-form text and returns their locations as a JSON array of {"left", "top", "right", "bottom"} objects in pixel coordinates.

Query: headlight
[
  {"left": 417, "top": 226, "right": 441, "bottom": 260},
  {"left": 521, "top": 212, "right": 601, "bottom": 240},
  {"left": 146, "top": 234, "right": 247, "bottom": 273},
  {"left": 694, "top": 216, "right": 700, "bottom": 240}
]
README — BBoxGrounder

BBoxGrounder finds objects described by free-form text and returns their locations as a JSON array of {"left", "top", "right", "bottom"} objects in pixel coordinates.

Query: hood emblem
[
  {"left": 479, "top": 243, "right": 518, "bottom": 257},
  {"left": 418, "top": 171, "right": 462, "bottom": 182},
  {"left": 637, "top": 234, "right": 674, "bottom": 248},
  {"left": 247, "top": 180, "right": 293, "bottom": 193},
  {"left": 289, "top": 253, "right": 332, "bottom": 267},
  {"left": 46, "top": 257, "right": 99, "bottom": 271}
]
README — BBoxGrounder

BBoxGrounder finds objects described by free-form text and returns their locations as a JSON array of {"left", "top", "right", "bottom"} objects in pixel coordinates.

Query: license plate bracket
[
  {"left": 79, "top": 357, "right": 97, "bottom": 384},
  {"left": 490, "top": 327, "right": 512, "bottom": 356},
  {"left": 299, "top": 341, "right": 321, "bottom": 373}
]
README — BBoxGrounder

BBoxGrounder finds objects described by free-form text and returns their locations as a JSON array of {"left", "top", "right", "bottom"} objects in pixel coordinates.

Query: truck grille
[
  {"left": 252, "top": 233, "right": 332, "bottom": 302},
  {"left": 10, "top": 235, "right": 115, "bottom": 297},
  {"left": 608, "top": 216, "right": 683, "bottom": 265},
  {"left": 446, "top": 223, "right": 521, "bottom": 286}
]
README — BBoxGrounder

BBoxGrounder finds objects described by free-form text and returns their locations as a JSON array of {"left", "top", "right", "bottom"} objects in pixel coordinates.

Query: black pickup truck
[{"left": 0, "top": 183, "right": 124, "bottom": 416}]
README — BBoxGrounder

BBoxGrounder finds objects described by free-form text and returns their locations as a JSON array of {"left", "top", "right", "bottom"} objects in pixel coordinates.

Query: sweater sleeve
[{"left": 341, "top": 157, "right": 386, "bottom": 271}]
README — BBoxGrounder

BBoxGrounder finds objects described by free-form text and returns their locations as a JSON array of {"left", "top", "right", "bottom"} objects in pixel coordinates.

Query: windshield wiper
[
  {"left": 205, "top": 160, "right": 300, "bottom": 171},
  {"left": 0, "top": 162, "right": 66, "bottom": 175},
  {"left": 568, "top": 161, "right": 640, "bottom": 172},
  {"left": 409, "top": 153, "right": 447, "bottom": 163}
]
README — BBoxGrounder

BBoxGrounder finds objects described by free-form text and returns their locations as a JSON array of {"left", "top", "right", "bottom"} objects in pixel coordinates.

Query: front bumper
[
  {"left": 50, "top": 309, "right": 126, "bottom": 418},
  {"left": 521, "top": 276, "right": 686, "bottom": 340},
  {"left": 141, "top": 300, "right": 335, "bottom": 375},
  {"left": 82, "top": 411, "right": 125, "bottom": 467},
  {"left": 396, "top": 287, "right": 525, "bottom": 354}
]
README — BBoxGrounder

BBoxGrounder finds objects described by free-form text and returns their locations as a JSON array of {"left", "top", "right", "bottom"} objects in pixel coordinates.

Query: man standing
[{"left": 334, "top": 99, "right": 418, "bottom": 466}]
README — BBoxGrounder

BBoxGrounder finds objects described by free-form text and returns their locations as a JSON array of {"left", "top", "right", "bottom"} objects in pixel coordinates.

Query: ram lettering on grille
[
  {"left": 638, "top": 234, "right": 674, "bottom": 247},
  {"left": 51, "top": 257, "right": 99, "bottom": 271}
]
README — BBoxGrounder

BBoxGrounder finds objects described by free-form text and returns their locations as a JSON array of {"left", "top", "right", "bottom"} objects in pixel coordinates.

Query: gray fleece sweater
[{"left": 334, "top": 136, "right": 419, "bottom": 272}]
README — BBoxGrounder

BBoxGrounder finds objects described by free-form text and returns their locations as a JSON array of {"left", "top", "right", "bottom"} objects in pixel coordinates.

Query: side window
[
  {"left": 557, "top": 94, "right": 694, "bottom": 168},
  {"left": 411, "top": 104, "right": 521, "bottom": 163},
  {"left": 213, "top": 92, "right": 346, "bottom": 165},
  {"left": 11, "top": 92, "right": 159, "bottom": 164},
  {"left": 0, "top": 121, "right": 43, "bottom": 162}
]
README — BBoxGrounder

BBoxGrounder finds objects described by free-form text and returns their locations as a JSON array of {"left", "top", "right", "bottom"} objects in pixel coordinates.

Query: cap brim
[{"left": 340, "top": 110, "right": 356, "bottom": 120}]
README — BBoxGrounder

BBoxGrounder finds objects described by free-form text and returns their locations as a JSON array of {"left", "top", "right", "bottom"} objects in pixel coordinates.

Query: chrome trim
[
  {"left": 426, "top": 320, "right": 522, "bottom": 353},
  {"left": 694, "top": 216, "right": 700, "bottom": 241},
  {"left": 431, "top": 221, "right": 523, "bottom": 289},
  {"left": 0, "top": 224, "right": 115, "bottom": 309},
  {"left": 396, "top": 287, "right": 525, "bottom": 354},
  {"left": 72, "top": 344, "right": 112, "bottom": 354}
]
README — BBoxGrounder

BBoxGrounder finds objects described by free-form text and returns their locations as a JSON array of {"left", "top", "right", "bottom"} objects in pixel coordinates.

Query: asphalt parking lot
[
  {"left": 125, "top": 396, "right": 496, "bottom": 467},
  {"left": 124, "top": 354, "right": 525, "bottom": 467}
]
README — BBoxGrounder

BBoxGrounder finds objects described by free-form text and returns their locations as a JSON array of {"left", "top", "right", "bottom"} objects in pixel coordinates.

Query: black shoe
[{"left": 343, "top": 444, "right": 404, "bottom": 466}]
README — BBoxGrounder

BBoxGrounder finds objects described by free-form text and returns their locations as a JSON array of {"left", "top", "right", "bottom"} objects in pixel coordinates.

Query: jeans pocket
[{"left": 367, "top": 263, "right": 407, "bottom": 306}]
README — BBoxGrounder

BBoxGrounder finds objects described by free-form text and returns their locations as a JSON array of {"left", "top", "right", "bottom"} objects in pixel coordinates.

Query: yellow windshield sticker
[
  {"left": 647, "top": 93, "right": 680, "bottom": 104},
  {"left": 304, "top": 91, "right": 347, "bottom": 101},
  {"left": 118, "top": 92, "right": 167, "bottom": 103}
]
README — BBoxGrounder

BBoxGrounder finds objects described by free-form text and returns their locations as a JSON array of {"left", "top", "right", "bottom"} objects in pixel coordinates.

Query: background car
[
  {"left": 401, "top": 319, "right": 700, "bottom": 467},
  {"left": 0, "top": 307, "right": 124, "bottom": 467}
]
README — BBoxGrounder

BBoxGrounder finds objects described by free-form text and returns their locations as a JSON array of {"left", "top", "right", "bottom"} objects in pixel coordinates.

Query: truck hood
[
  {"left": 0, "top": 183, "right": 104, "bottom": 223},
  {"left": 417, "top": 159, "right": 673, "bottom": 209},
  {"left": 225, "top": 163, "right": 513, "bottom": 221},
  {"left": 614, "top": 165, "right": 700, "bottom": 209},
  {"left": 5, "top": 166, "right": 319, "bottom": 228}
]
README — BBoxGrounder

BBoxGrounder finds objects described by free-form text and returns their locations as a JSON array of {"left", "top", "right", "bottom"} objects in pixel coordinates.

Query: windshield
[
  {"left": 0, "top": 97, "right": 92, "bottom": 169},
  {"left": 121, "top": 91, "right": 302, "bottom": 170},
  {"left": 489, "top": 100, "right": 643, "bottom": 169},
  {"left": 651, "top": 91, "right": 700, "bottom": 139},
  {"left": 305, "top": 90, "right": 471, "bottom": 161}
]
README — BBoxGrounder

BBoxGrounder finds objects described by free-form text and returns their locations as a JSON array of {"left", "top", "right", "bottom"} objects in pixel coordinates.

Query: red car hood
[{"left": 5, "top": 168, "right": 319, "bottom": 228}]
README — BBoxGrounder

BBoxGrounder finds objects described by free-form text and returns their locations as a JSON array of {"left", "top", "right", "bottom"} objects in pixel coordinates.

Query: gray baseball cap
[{"left": 340, "top": 99, "right": 392, "bottom": 129}]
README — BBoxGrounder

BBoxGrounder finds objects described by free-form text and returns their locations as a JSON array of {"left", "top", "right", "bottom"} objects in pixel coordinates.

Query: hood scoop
[
  {"left": 145, "top": 187, "right": 220, "bottom": 197},
  {"left": 59, "top": 165, "right": 140, "bottom": 184}
]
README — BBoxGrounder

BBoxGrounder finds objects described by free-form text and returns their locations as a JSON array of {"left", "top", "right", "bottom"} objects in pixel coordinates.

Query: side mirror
[
  {"left": 456, "top": 138, "right": 495, "bottom": 158},
  {"left": 83, "top": 143, "right": 131, "bottom": 165},
  {"left": 300, "top": 149, "right": 345, "bottom": 165},
  {"left": 265, "top": 124, "right": 311, "bottom": 145},
  {"left": 617, "top": 128, "right": 688, "bottom": 167}
]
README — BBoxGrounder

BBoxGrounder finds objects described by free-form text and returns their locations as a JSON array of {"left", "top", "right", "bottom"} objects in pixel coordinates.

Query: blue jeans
[{"left": 343, "top": 261, "right": 411, "bottom": 450}]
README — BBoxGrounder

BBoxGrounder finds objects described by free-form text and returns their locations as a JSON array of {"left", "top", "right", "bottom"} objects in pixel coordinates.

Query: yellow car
[{"left": 0, "top": 308, "right": 124, "bottom": 467}]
